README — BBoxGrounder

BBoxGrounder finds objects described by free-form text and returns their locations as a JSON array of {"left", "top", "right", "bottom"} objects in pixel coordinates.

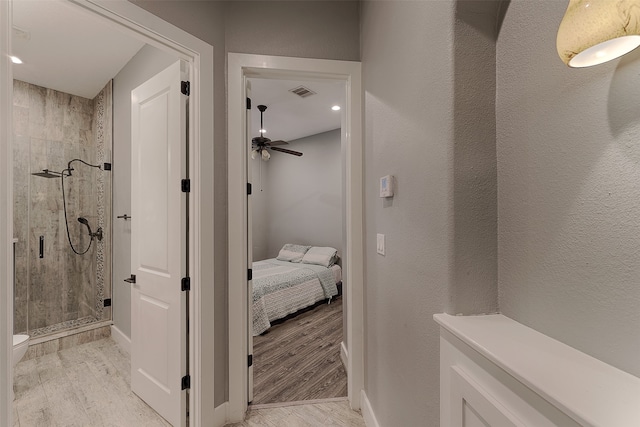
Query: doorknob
[{"left": 124, "top": 274, "right": 136, "bottom": 284}]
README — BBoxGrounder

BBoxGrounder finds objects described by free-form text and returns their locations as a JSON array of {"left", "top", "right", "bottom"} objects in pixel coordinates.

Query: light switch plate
[{"left": 377, "top": 233, "right": 385, "bottom": 255}]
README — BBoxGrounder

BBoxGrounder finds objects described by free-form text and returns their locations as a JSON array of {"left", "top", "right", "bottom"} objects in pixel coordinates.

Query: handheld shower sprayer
[{"left": 77, "top": 217, "right": 93, "bottom": 237}]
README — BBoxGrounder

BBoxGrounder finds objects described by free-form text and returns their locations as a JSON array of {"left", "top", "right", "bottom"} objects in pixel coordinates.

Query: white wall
[
  {"left": 112, "top": 44, "right": 177, "bottom": 339},
  {"left": 252, "top": 129, "right": 343, "bottom": 260},
  {"left": 497, "top": 0, "right": 640, "bottom": 377}
]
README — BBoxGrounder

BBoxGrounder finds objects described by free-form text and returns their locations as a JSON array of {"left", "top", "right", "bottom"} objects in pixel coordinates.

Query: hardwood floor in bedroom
[{"left": 252, "top": 295, "right": 347, "bottom": 404}]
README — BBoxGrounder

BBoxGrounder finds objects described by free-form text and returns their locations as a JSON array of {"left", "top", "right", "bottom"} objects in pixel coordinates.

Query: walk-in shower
[
  {"left": 31, "top": 158, "right": 106, "bottom": 255},
  {"left": 13, "top": 79, "right": 112, "bottom": 342}
]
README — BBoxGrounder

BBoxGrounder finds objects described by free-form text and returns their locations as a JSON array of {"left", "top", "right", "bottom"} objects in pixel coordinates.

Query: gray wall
[
  {"left": 497, "top": 0, "right": 640, "bottom": 377},
  {"left": 225, "top": 1, "right": 360, "bottom": 61},
  {"left": 361, "top": 1, "right": 499, "bottom": 425},
  {"left": 251, "top": 129, "right": 343, "bottom": 260},
  {"left": 112, "top": 44, "right": 176, "bottom": 339}
]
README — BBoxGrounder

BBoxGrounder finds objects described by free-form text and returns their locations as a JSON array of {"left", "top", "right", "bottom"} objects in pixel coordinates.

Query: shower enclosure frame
[{"left": 0, "top": 1, "right": 215, "bottom": 425}]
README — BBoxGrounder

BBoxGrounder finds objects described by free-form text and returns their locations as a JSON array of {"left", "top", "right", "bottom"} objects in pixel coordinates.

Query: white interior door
[
  {"left": 130, "top": 60, "right": 188, "bottom": 427},
  {"left": 246, "top": 80, "right": 254, "bottom": 404}
]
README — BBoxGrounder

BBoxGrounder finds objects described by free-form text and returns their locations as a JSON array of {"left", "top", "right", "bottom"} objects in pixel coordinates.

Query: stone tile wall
[{"left": 13, "top": 80, "right": 112, "bottom": 335}]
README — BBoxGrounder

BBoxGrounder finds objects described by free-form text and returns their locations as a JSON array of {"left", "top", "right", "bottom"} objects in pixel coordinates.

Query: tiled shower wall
[{"left": 13, "top": 80, "right": 112, "bottom": 336}]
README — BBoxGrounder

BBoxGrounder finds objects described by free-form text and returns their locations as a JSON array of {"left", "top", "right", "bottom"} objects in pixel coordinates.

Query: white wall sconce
[{"left": 557, "top": 0, "right": 640, "bottom": 67}]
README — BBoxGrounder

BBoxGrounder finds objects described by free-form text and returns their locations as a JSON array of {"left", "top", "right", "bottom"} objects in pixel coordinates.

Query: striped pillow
[
  {"left": 301, "top": 246, "right": 338, "bottom": 268},
  {"left": 276, "top": 244, "right": 311, "bottom": 263}
]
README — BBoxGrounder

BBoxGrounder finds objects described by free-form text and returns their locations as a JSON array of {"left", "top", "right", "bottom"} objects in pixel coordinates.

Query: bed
[{"left": 252, "top": 245, "right": 341, "bottom": 336}]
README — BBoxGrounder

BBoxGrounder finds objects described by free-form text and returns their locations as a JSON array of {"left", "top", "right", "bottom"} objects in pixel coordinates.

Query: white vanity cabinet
[{"left": 434, "top": 314, "right": 640, "bottom": 427}]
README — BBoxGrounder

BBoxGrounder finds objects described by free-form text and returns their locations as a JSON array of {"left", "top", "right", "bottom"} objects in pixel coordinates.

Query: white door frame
[
  {"left": 0, "top": 2, "right": 215, "bottom": 426},
  {"left": 227, "top": 52, "right": 364, "bottom": 422}
]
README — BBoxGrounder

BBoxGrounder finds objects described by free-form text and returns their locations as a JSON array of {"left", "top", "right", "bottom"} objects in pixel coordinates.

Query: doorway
[
  {"left": 227, "top": 53, "right": 363, "bottom": 422},
  {"left": 248, "top": 77, "right": 347, "bottom": 404},
  {"left": 0, "top": 1, "right": 214, "bottom": 425}
]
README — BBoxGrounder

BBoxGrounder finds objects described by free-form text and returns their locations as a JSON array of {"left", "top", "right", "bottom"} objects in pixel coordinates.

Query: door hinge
[
  {"left": 181, "top": 179, "right": 191, "bottom": 193},
  {"left": 248, "top": 354, "right": 253, "bottom": 367},
  {"left": 181, "top": 375, "right": 191, "bottom": 390},
  {"left": 248, "top": 268, "right": 252, "bottom": 281},
  {"left": 247, "top": 183, "right": 252, "bottom": 195},
  {"left": 181, "top": 277, "right": 191, "bottom": 291},
  {"left": 246, "top": 97, "right": 251, "bottom": 110},
  {"left": 181, "top": 81, "right": 190, "bottom": 96}
]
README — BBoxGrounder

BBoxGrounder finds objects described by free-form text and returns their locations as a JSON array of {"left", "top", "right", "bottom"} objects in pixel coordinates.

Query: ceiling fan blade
[
  {"left": 270, "top": 146, "right": 303, "bottom": 157},
  {"left": 266, "top": 140, "right": 288, "bottom": 146}
]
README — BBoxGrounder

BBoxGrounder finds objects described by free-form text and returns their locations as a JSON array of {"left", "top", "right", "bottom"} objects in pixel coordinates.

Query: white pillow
[
  {"left": 301, "top": 246, "right": 338, "bottom": 268},
  {"left": 276, "top": 244, "right": 311, "bottom": 263}
]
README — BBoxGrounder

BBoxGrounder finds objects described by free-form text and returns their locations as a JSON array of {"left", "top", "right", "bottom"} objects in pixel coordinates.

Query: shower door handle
[{"left": 124, "top": 274, "right": 136, "bottom": 284}]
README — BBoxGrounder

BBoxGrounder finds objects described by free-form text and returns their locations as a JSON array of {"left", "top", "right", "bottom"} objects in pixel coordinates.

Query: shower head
[
  {"left": 77, "top": 217, "right": 93, "bottom": 238},
  {"left": 31, "top": 169, "right": 62, "bottom": 179}
]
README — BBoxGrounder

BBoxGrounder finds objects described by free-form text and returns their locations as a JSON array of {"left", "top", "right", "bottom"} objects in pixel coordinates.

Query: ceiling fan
[{"left": 251, "top": 104, "right": 303, "bottom": 161}]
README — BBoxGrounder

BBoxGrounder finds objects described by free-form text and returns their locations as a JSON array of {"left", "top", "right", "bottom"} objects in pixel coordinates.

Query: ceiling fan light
[
  {"left": 331, "top": 105, "right": 341, "bottom": 111},
  {"left": 262, "top": 150, "right": 270, "bottom": 161},
  {"left": 557, "top": 0, "right": 640, "bottom": 67},
  {"left": 251, "top": 149, "right": 259, "bottom": 160}
]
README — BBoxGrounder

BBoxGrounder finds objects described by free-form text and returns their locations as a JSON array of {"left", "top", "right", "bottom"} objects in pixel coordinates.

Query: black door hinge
[
  {"left": 181, "top": 81, "right": 190, "bottom": 96},
  {"left": 248, "top": 269, "right": 252, "bottom": 281},
  {"left": 247, "top": 183, "right": 252, "bottom": 195},
  {"left": 103, "top": 298, "right": 111, "bottom": 307},
  {"left": 181, "top": 179, "right": 190, "bottom": 193},
  {"left": 181, "top": 277, "right": 190, "bottom": 291},
  {"left": 248, "top": 354, "right": 253, "bottom": 367},
  {"left": 181, "top": 375, "right": 191, "bottom": 390},
  {"left": 246, "top": 97, "right": 251, "bottom": 110}
]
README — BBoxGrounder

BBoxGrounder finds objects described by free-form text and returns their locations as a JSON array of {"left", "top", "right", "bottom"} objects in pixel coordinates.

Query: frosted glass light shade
[{"left": 557, "top": 0, "right": 640, "bottom": 67}]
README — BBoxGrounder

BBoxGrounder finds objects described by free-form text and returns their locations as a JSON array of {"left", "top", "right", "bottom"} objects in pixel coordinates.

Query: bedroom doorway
[
  {"left": 247, "top": 77, "right": 347, "bottom": 405},
  {"left": 227, "top": 53, "right": 363, "bottom": 422}
]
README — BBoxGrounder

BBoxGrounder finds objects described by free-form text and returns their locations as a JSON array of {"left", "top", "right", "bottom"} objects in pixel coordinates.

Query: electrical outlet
[{"left": 377, "top": 233, "right": 385, "bottom": 255}]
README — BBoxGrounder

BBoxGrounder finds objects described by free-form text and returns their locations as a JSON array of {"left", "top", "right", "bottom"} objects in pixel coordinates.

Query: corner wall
[
  {"left": 497, "top": 0, "right": 640, "bottom": 377},
  {"left": 361, "top": 0, "right": 499, "bottom": 424}
]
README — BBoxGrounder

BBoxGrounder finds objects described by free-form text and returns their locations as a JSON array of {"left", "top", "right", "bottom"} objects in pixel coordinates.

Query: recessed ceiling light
[
  {"left": 331, "top": 105, "right": 341, "bottom": 111},
  {"left": 10, "top": 56, "right": 23, "bottom": 64},
  {"left": 259, "top": 129, "right": 266, "bottom": 134}
]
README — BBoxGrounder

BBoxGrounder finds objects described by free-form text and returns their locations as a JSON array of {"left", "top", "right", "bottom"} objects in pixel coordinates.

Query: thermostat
[{"left": 380, "top": 175, "right": 394, "bottom": 198}]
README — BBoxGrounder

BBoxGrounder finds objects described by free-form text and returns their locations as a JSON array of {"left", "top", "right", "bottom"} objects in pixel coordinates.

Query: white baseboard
[
  {"left": 213, "top": 402, "right": 228, "bottom": 427},
  {"left": 361, "top": 390, "right": 381, "bottom": 427},
  {"left": 110, "top": 325, "right": 130, "bottom": 355},
  {"left": 340, "top": 341, "right": 348, "bottom": 369}
]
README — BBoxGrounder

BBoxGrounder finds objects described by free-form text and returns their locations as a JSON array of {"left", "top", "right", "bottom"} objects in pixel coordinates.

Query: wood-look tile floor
[
  {"left": 12, "top": 337, "right": 171, "bottom": 427},
  {"left": 227, "top": 398, "right": 365, "bottom": 427},
  {"left": 253, "top": 296, "right": 347, "bottom": 404}
]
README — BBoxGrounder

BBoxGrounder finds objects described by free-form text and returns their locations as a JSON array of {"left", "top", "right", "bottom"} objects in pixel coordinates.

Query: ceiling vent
[{"left": 289, "top": 85, "right": 316, "bottom": 98}]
